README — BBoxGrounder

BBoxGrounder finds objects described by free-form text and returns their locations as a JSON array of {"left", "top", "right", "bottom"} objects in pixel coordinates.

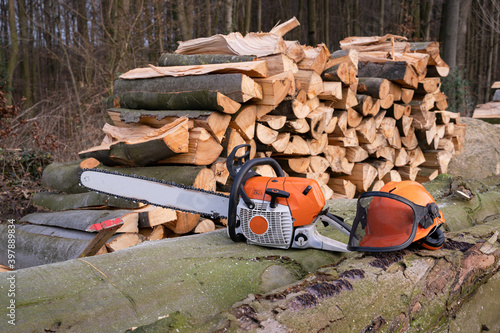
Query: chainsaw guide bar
[{"left": 79, "top": 169, "right": 230, "bottom": 219}]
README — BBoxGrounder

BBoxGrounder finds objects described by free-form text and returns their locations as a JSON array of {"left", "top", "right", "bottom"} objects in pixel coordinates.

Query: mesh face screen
[{"left": 349, "top": 196, "right": 415, "bottom": 249}]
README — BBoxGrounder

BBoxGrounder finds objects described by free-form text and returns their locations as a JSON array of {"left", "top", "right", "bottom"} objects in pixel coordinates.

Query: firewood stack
[{"left": 24, "top": 17, "right": 465, "bottom": 257}]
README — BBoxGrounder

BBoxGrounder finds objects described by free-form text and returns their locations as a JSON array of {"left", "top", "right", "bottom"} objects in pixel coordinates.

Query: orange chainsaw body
[{"left": 243, "top": 176, "right": 326, "bottom": 227}]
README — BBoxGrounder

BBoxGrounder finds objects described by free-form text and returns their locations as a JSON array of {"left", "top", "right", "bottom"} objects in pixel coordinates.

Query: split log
[
  {"left": 275, "top": 157, "right": 311, "bottom": 174},
  {"left": 119, "top": 61, "right": 268, "bottom": 79},
  {"left": 328, "top": 87, "right": 358, "bottom": 109},
  {"left": 327, "top": 178, "right": 357, "bottom": 199},
  {"left": 139, "top": 225, "right": 167, "bottom": 241},
  {"left": 284, "top": 40, "right": 306, "bottom": 62},
  {"left": 308, "top": 156, "right": 331, "bottom": 173},
  {"left": 321, "top": 62, "right": 353, "bottom": 84},
  {"left": 257, "top": 115, "right": 286, "bottom": 130},
  {"left": 357, "top": 61, "right": 418, "bottom": 88},
  {"left": 401, "top": 126, "right": 419, "bottom": 150},
  {"left": 382, "top": 169, "right": 402, "bottom": 183},
  {"left": 416, "top": 78, "right": 441, "bottom": 94},
  {"left": 255, "top": 123, "right": 279, "bottom": 145},
  {"left": 164, "top": 211, "right": 200, "bottom": 234},
  {"left": 106, "top": 233, "right": 144, "bottom": 252},
  {"left": 394, "top": 148, "right": 410, "bottom": 167},
  {"left": 114, "top": 74, "right": 261, "bottom": 104},
  {"left": 229, "top": 105, "right": 257, "bottom": 140},
  {"left": 340, "top": 163, "right": 378, "bottom": 192},
  {"left": 366, "top": 158, "right": 394, "bottom": 180},
  {"left": 323, "top": 116, "right": 338, "bottom": 134},
  {"left": 298, "top": 44, "right": 330, "bottom": 74},
  {"left": 194, "top": 219, "right": 216, "bottom": 234},
  {"left": 369, "top": 179, "right": 385, "bottom": 191},
  {"left": 158, "top": 53, "right": 255, "bottom": 66},
  {"left": 357, "top": 77, "right": 391, "bottom": 99},
  {"left": 318, "top": 81, "right": 342, "bottom": 101},
  {"left": 326, "top": 49, "right": 359, "bottom": 69},
  {"left": 79, "top": 118, "right": 190, "bottom": 166},
  {"left": 416, "top": 167, "right": 439, "bottom": 183},
  {"left": 283, "top": 118, "right": 310, "bottom": 134},
  {"left": 305, "top": 96, "right": 320, "bottom": 111},
  {"left": 268, "top": 16, "right": 301, "bottom": 36},
  {"left": 138, "top": 207, "right": 177, "bottom": 228},
  {"left": 346, "top": 107, "right": 363, "bottom": 128},
  {"left": 107, "top": 108, "right": 231, "bottom": 143},
  {"left": 256, "top": 132, "right": 290, "bottom": 153},
  {"left": 270, "top": 97, "right": 310, "bottom": 119},
  {"left": 388, "top": 81, "right": 402, "bottom": 101},
  {"left": 257, "top": 53, "right": 298, "bottom": 76},
  {"left": 401, "top": 88, "right": 415, "bottom": 104},
  {"left": 175, "top": 32, "right": 287, "bottom": 57},
  {"left": 294, "top": 70, "right": 324, "bottom": 98},
  {"left": 397, "top": 165, "right": 420, "bottom": 181},
  {"left": 307, "top": 133, "right": 329, "bottom": 156},
  {"left": 329, "top": 128, "right": 359, "bottom": 147},
  {"left": 306, "top": 106, "right": 333, "bottom": 140},
  {"left": 362, "top": 133, "right": 387, "bottom": 155},
  {"left": 379, "top": 94, "right": 394, "bottom": 109},
  {"left": 355, "top": 117, "right": 377, "bottom": 144},
  {"left": 331, "top": 110, "right": 348, "bottom": 136},
  {"left": 374, "top": 146, "right": 396, "bottom": 163},
  {"left": 282, "top": 135, "right": 311, "bottom": 155},
  {"left": 421, "top": 150, "right": 453, "bottom": 173},
  {"left": 386, "top": 103, "right": 408, "bottom": 120},
  {"left": 159, "top": 127, "right": 223, "bottom": 165},
  {"left": 353, "top": 94, "right": 375, "bottom": 116},
  {"left": 253, "top": 71, "right": 294, "bottom": 105},
  {"left": 345, "top": 146, "right": 369, "bottom": 163},
  {"left": 407, "top": 147, "right": 426, "bottom": 168},
  {"left": 211, "top": 159, "right": 230, "bottom": 186}
]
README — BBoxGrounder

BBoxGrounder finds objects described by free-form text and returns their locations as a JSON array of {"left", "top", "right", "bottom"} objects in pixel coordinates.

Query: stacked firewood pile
[{"left": 20, "top": 18, "right": 465, "bottom": 261}]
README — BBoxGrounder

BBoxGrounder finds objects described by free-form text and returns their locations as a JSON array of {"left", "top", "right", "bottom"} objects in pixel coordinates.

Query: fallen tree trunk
[{"left": 2, "top": 176, "right": 499, "bottom": 333}]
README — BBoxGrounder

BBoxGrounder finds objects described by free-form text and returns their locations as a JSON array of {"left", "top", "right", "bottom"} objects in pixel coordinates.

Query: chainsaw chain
[{"left": 79, "top": 168, "right": 230, "bottom": 220}]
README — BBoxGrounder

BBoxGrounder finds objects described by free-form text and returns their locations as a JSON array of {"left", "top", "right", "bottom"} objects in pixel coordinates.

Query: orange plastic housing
[{"left": 244, "top": 176, "right": 325, "bottom": 227}]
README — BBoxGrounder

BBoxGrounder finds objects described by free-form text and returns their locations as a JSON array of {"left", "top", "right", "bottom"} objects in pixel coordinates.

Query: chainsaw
[{"left": 80, "top": 144, "right": 351, "bottom": 252}]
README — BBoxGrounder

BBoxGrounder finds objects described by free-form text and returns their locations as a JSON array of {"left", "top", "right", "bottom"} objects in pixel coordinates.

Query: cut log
[
  {"left": 307, "top": 133, "right": 328, "bottom": 156},
  {"left": 306, "top": 106, "right": 333, "bottom": 140},
  {"left": 258, "top": 115, "right": 286, "bottom": 130},
  {"left": 164, "top": 211, "right": 200, "bottom": 234},
  {"left": 230, "top": 105, "right": 256, "bottom": 140},
  {"left": 324, "top": 145, "right": 345, "bottom": 172},
  {"left": 388, "top": 81, "right": 402, "bottom": 101},
  {"left": 434, "top": 92, "right": 448, "bottom": 110},
  {"left": 194, "top": 219, "right": 216, "bottom": 234},
  {"left": 353, "top": 94, "right": 374, "bottom": 116},
  {"left": 298, "top": 44, "right": 330, "bottom": 74},
  {"left": 106, "top": 233, "right": 144, "bottom": 252},
  {"left": 358, "top": 61, "right": 418, "bottom": 89},
  {"left": 426, "top": 65, "right": 450, "bottom": 77},
  {"left": 139, "top": 225, "right": 167, "bottom": 241},
  {"left": 357, "top": 77, "right": 391, "bottom": 99},
  {"left": 327, "top": 178, "right": 357, "bottom": 199},
  {"left": 282, "top": 135, "right": 311, "bottom": 155},
  {"left": 366, "top": 158, "right": 394, "bottom": 180},
  {"left": 275, "top": 157, "right": 311, "bottom": 174},
  {"left": 158, "top": 53, "right": 255, "bottom": 66},
  {"left": 401, "top": 126, "right": 419, "bottom": 150},
  {"left": 284, "top": 40, "right": 306, "bottom": 62},
  {"left": 401, "top": 88, "right": 415, "bottom": 104},
  {"left": 114, "top": 74, "right": 261, "bottom": 104},
  {"left": 269, "top": 16, "right": 301, "bottom": 36},
  {"left": 323, "top": 116, "right": 338, "bottom": 134},
  {"left": 294, "top": 70, "right": 324, "bottom": 98},
  {"left": 340, "top": 163, "right": 378, "bottom": 193},
  {"left": 211, "top": 159, "right": 230, "bottom": 186},
  {"left": 369, "top": 179, "right": 385, "bottom": 191},
  {"left": 41, "top": 160, "right": 95, "bottom": 194},
  {"left": 119, "top": 61, "right": 268, "bottom": 79},
  {"left": 255, "top": 123, "right": 279, "bottom": 145},
  {"left": 386, "top": 103, "right": 408, "bottom": 120},
  {"left": 382, "top": 169, "right": 402, "bottom": 183},
  {"left": 253, "top": 71, "right": 294, "bottom": 105},
  {"left": 107, "top": 108, "right": 231, "bottom": 144},
  {"left": 326, "top": 49, "right": 359, "bottom": 69},
  {"left": 373, "top": 146, "right": 395, "bottom": 164},
  {"left": 321, "top": 62, "right": 351, "bottom": 84},
  {"left": 362, "top": 133, "right": 387, "bottom": 155},
  {"left": 346, "top": 107, "right": 363, "bottom": 128},
  {"left": 138, "top": 207, "right": 178, "bottom": 228},
  {"left": 407, "top": 147, "right": 426, "bottom": 168},
  {"left": 421, "top": 150, "right": 453, "bottom": 173},
  {"left": 308, "top": 156, "right": 331, "bottom": 173},
  {"left": 283, "top": 118, "right": 310, "bottom": 134},
  {"left": 270, "top": 97, "right": 310, "bottom": 119},
  {"left": 379, "top": 94, "right": 394, "bottom": 109},
  {"left": 416, "top": 167, "right": 439, "bottom": 183},
  {"left": 332, "top": 110, "right": 348, "bottom": 136},
  {"left": 159, "top": 127, "right": 223, "bottom": 165},
  {"left": 397, "top": 165, "right": 420, "bottom": 181},
  {"left": 79, "top": 118, "right": 190, "bottom": 166},
  {"left": 394, "top": 148, "right": 410, "bottom": 167},
  {"left": 355, "top": 117, "right": 377, "bottom": 144},
  {"left": 175, "top": 32, "right": 287, "bottom": 57},
  {"left": 257, "top": 53, "right": 298, "bottom": 76},
  {"left": 345, "top": 146, "right": 369, "bottom": 163},
  {"left": 329, "top": 128, "right": 359, "bottom": 147},
  {"left": 318, "top": 81, "right": 342, "bottom": 101},
  {"left": 328, "top": 87, "right": 358, "bottom": 109},
  {"left": 416, "top": 78, "right": 441, "bottom": 94}
]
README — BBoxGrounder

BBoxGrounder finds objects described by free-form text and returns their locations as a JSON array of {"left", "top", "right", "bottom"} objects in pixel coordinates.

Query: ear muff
[{"left": 420, "top": 227, "right": 445, "bottom": 250}]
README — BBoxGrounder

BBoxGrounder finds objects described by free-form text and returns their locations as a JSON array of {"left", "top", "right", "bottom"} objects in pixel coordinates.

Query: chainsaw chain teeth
[{"left": 79, "top": 168, "right": 229, "bottom": 220}]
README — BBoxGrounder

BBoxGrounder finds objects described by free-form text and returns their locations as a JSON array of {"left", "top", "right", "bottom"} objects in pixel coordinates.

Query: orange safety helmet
[{"left": 347, "top": 181, "right": 445, "bottom": 252}]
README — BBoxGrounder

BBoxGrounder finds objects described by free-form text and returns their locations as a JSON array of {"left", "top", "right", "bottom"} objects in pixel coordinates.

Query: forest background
[{"left": 0, "top": 0, "right": 499, "bottom": 167}]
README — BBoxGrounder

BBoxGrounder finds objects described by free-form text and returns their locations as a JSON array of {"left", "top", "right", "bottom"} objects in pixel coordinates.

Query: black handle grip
[{"left": 265, "top": 188, "right": 290, "bottom": 208}]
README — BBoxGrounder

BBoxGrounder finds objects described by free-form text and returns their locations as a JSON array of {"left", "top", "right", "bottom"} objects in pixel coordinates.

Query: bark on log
[
  {"left": 32, "top": 191, "right": 144, "bottom": 211},
  {"left": 3, "top": 176, "right": 499, "bottom": 332},
  {"left": 113, "top": 74, "right": 260, "bottom": 104},
  {"left": 158, "top": 53, "right": 255, "bottom": 66},
  {"left": 357, "top": 61, "right": 418, "bottom": 89}
]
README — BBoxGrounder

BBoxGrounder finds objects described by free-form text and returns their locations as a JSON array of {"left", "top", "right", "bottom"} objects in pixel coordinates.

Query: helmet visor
[{"left": 347, "top": 192, "right": 423, "bottom": 252}]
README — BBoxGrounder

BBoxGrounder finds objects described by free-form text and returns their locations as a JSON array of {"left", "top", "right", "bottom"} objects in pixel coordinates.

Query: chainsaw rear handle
[{"left": 227, "top": 145, "right": 285, "bottom": 242}]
